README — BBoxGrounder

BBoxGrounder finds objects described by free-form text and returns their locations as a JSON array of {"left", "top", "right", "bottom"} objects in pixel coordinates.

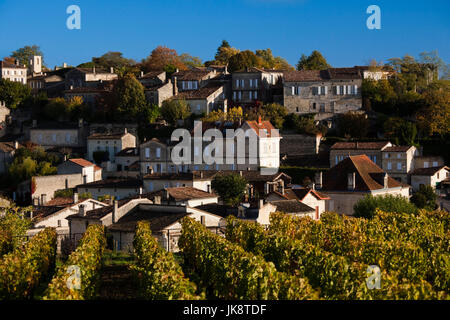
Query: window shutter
[
  {"left": 324, "top": 86, "right": 328, "bottom": 95},
  {"left": 254, "top": 91, "right": 258, "bottom": 99},
  {"left": 255, "top": 79, "right": 258, "bottom": 87},
  {"left": 343, "top": 86, "right": 347, "bottom": 95},
  {"left": 291, "top": 86, "right": 295, "bottom": 95},
  {"left": 249, "top": 91, "right": 253, "bottom": 100},
  {"left": 233, "top": 91, "right": 236, "bottom": 100},
  {"left": 354, "top": 85, "right": 358, "bottom": 95},
  {"left": 236, "top": 79, "right": 239, "bottom": 88},
  {"left": 297, "top": 86, "right": 301, "bottom": 95}
]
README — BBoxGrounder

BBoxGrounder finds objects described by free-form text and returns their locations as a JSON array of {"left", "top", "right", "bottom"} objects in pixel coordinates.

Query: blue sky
[{"left": 0, "top": 0, "right": 448, "bottom": 68}]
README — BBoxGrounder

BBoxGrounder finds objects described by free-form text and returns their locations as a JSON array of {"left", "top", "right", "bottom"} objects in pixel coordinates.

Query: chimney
[
  {"left": 112, "top": 200, "right": 119, "bottom": 223},
  {"left": 140, "top": 71, "right": 144, "bottom": 78},
  {"left": 163, "top": 189, "right": 170, "bottom": 201},
  {"left": 63, "top": 62, "right": 67, "bottom": 68},
  {"left": 73, "top": 192, "right": 79, "bottom": 203},
  {"left": 139, "top": 186, "right": 143, "bottom": 198},
  {"left": 258, "top": 199, "right": 264, "bottom": 209},
  {"left": 154, "top": 195, "right": 161, "bottom": 205},
  {"left": 41, "top": 194, "right": 47, "bottom": 206},
  {"left": 315, "top": 172, "right": 323, "bottom": 190},
  {"left": 124, "top": 128, "right": 127, "bottom": 134},
  {"left": 32, "top": 119, "right": 37, "bottom": 128},
  {"left": 383, "top": 173, "right": 389, "bottom": 189},
  {"left": 79, "top": 204, "right": 86, "bottom": 216},
  {"left": 347, "top": 172, "right": 356, "bottom": 191},
  {"left": 239, "top": 170, "right": 243, "bottom": 177},
  {"left": 15, "top": 59, "right": 19, "bottom": 66},
  {"left": 200, "top": 171, "right": 203, "bottom": 178},
  {"left": 173, "top": 76, "right": 178, "bottom": 95},
  {"left": 93, "top": 66, "right": 96, "bottom": 74},
  {"left": 265, "top": 183, "right": 270, "bottom": 195},
  {"left": 13, "top": 141, "right": 19, "bottom": 150},
  {"left": 33, "top": 197, "right": 39, "bottom": 206},
  {"left": 64, "top": 154, "right": 67, "bottom": 162},
  {"left": 110, "top": 67, "right": 114, "bottom": 74}
]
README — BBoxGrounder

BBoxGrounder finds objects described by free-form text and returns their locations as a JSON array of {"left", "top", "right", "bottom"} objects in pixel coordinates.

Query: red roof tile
[{"left": 68, "top": 158, "right": 95, "bottom": 168}]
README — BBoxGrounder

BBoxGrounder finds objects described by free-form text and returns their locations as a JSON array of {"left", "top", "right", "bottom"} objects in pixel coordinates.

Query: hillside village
[{"left": 0, "top": 43, "right": 449, "bottom": 255}]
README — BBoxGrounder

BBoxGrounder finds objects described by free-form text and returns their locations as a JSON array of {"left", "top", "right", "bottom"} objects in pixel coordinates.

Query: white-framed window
[
  {"left": 156, "top": 148, "right": 161, "bottom": 158},
  {"left": 145, "top": 147, "right": 150, "bottom": 158},
  {"left": 249, "top": 79, "right": 253, "bottom": 88},
  {"left": 424, "top": 162, "right": 429, "bottom": 168}
]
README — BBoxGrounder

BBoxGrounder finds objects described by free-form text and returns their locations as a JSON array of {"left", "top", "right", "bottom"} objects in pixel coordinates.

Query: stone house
[
  {"left": 318, "top": 155, "right": 411, "bottom": 215},
  {"left": 87, "top": 129, "right": 137, "bottom": 165},
  {"left": 0, "top": 141, "right": 19, "bottom": 173},
  {"left": 57, "top": 158, "right": 102, "bottom": 183},
  {"left": 410, "top": 166, "right": 450, "bottom": 192},
  {"left": 0, "top": 101, "right": 11, "bottom": 137},
  {"left": 283, "top": 68, "right": 363, "bottom": 121},
  {"left": 147, "top": 187, "right": 218, "bottom": 207},
  {"left": 280, "top": 133, "right": 322, "bottom": 156},
  {"left": 0, "top": 60, "right": 27, "bottom": 84},
  {"left": 17, "top": 173, "right": 85, "bottom": 205},
  {"left": 270, "top": 199, "right": 316, "bottom": 219},
  {"left": 76, "top": 178, "right": 143, "bottom": 200},
  {"left": 172, "top": 83, "right": 227, "bottom": 115},
  {"left": 64, "top": 67, "right": 118, "bottom": 90},
  {"left": 414, "top": 156, "right": 445, "bottom": 169},
  {"left": 144, "top": 82, "right": 174, "bottom": 107},
  {"left": 112, "top": 147, "right": 140, "bottom": 177},
  {"left": 143, "top": 171, "right": 215, "bottom": 193},
  {"left": 231, "top": 67, "right": 283, "bottom": 106},
  {"left": 138, "top": 71, "right": 166, "bottom": 87},
  {"left": 107, "top": 203, "right": 223, "bottom": 252},
  {"left": 29, "top": 120, "right": 88, "bottom": 148},
  {"left": 381, "top": 146, "right": 419, "bottom": 184},
  {"left": 171, "top": 69, "right": 217, "bottom": 92},
  {"left": 266, "top": 187, "right": 330, "bottom": 218},
  {"left": 140, "top": 138, "right": 173, "bottom": 175},
  {"left": 329, "top": 141, "right": 393, "bottom": 168}
]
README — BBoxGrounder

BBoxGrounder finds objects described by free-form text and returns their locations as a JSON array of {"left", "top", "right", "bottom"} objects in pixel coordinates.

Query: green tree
[
  {"left": 92, "top": 51, "right": 136, "bottom": 69},
  {"left": 336, "top": 112, "right": 370, "bottom": 138},
  {"left": 383, "top": 118, "right": 418, "bottom": 146},
  {"left": 353, "top": 194, "right": 418, "bottom": 219},
  {"left": 261, "top": 103, "right": 288, "bottom": 129},
  {"left": 411, "top": 185, "right": 438, "bottom": 210},
  {"left": 179, "top": 53, "right": 204, "bottom": 68},
  {"left": 43, "top": 97, "right": 69, "bottom": 120},
  {"left": 0, "top": 206, "right": 31, "bottom": 254},
  {"left": 228, "top": 50, "right": 264, "bottom": 73},
  {"left": 255, "top": 49, "right": 293, "bottom": 70},
  {"left": 11, "top": 45, "right": 44, "bottom": 68},
  {"left": 8, "top": 157, "right": 37, "bottom": 184},
  {"left": 161, "top": 99, "right": 191, "bottom": 125},
  {"left": 214, "top": 40, "right": 240, "bottom": 65},
  {"left": 0, "top": 79, "right": 31, "bottom": 109},
  {"left": 113, "top": 74, "right": 147, "bottom": 119},
  {"left": 211, "top": 174, "right": 248, "bottom": 207},
  {"left": 296, "top": 50, "right": 331, "bottom": 71},
  {"left": 142, "top": 103, "right": 161, "bottom": 123}
]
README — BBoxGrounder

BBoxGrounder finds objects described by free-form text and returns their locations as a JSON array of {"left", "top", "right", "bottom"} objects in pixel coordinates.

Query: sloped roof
[
  {"left": 0, "top": 141, "right": 19, "bottom": 153},
  {"left": 331, "top": 141, "right": 391, "bottom": 150},
  {"left": 244, "top": 120, "right": 279, "bottom": 138},
  {"left": 77, "top": 178, "right": 142, "bottom": 189},
  {"left": 150, "top": 187, "right": 217, "bottom": 201},
  {"left": 322, "top": 155, "right": 406, "bottom": 192},
  {"left": 68, "top": 158, "right": 95, "bottom": 168},
  {"left": 173, "top": 84, "right": 223, "bottom": 100},
  {"left": 271, "top": 200, "right": 315, "bottom": 213},
  {"left": 410, "top": 166, "right": 449, "bottom": 176},
  {"left": 0, "top": 60, "right": 26, "bottom": 69},
  {"left": 290, "top": 188, "right": 330, "bottom": 201},
  {"left": 172, "top": 69, "right": 213, "bottom": 81},
  {"left": 383, "top": 146, "right": 415, "bottom": 152}
]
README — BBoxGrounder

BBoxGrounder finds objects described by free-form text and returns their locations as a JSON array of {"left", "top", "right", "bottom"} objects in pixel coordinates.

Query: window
[
  {"left": 320, "top": 104, "right": 325, "bottom": 112},
  {"left": 193, "top": 81, "right": 198, "bottom": 89},
  {"left": 236, "top": 79, "right": 239, "bottom": 88},
  {"left": 241, "top": 79, "right": 244, "bottom": 87},
  {"left": 148, "top": 182, "right": 154, "bottom": 191},
  {"left": 387, "top": 162, "right": 392, "bottom": 170},
  {"left": 52, "top": 134, "right": 57, "bottom": 142},
  {"left": 145, "top": 147, "right": 150, "bottom": 158},
  {"left": 238, "top": 91, "right": 242, "bottom": 100},
  {"left": 156, "top": 148, "right": 161, "bottom": 158},
  {"left": 250, "top": 79, "right": 253, "bottom": 88},
  {"left": 231, "top": 164, "right": 236, "bottom": 170},
  {"left": 249, "top": 91, "right": 253, "bottom": 100},
  {"left": 335, "top": 156, "right": 339, "bottom": 165},
  {"left": 397, "top": 162, "right": 402, "bottom": 170},
  {"left": 397, "top": 154, "right": 401, "bottom": 159},
  {"left": 433, "top": 161, "right": 438, "bottom": 167},
  {"left": 194, "top": 147, "right": 199, "bottom": 156},
  {"left": 196, "top": 104, "right": 201, "bottom": 111},
  {"left": 254, "top": 91, "right": 257, "bottom": 99},
  {"left": 57, "top": 220, "right": 61, "bottom": 227},
  {"left": 373, "top": 156, "right": 377, "bottom": 163},
  {"left": 255, "top": 79, "right": 258, "bottom": 87},
  {"left": 194, "top": 165, "right": 199, "bottom": 170},
  {"left": 424, "top": 162, "right": 429, "bottom": 168},
  {"left": 385, "top": 153, "right": 389, "bottom": 159},
  {"left": 312, "top": 103, "right": 316, "bottom": 110},
  {"left": 296, "top": 107, "right": 299, "bottom": 112},
  {"left": 233, "top": 91, "right": 236, "bottom": 100}
]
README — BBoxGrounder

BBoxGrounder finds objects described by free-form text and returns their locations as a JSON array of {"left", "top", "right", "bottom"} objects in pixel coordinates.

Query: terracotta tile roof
[
  {"left": 68, "top": 158, "right": 95, "bottom": 168},
  {"left": 44, "top": 197, "right": 74, "bottom": 207},
  {"left": 149, "top": 187, "right": 217, "bottom": 201},
  {"left": 107, "top": 209, "right": 190, "bottom": 233},
  {"left": 245, "top": 120, "right": 279, "bottom": 137},
  {"left": 410, "top": 166, "right": 449, "bottom": 176},
  {"left": 87, "top": 132, "right": 128, "bottom": 140},
  {"left": 291, "top": 188, "right": 330, "bottom": 201},
  {"left": 196, "top": 204, "right": 235, "bottom": 218},
  {"left": 322, "top": 155, "right": 406, "bottom": 192},
  {"left": 331, "top": 141, "right": 391, "bottom": 150},
  {"left": 77, "top": 178, "right": 142, "bottom": 189},
  {"left": 383, "top": 146, "right": 414, "bottom": 152},
  {"left": 173, "top": 84, "right": 223, "bottom": 100},
  {"left": 94, "top": 165, "right": 102, "bottom": 172},
  {"left": 0, "top": 60, "right": 27, "bottom": 69},
  {"left": 271, "top": 200, "right": 315, "bottom": 213},
  {"left": 172, "top": 70, "right": 213, "bottom": 81},
  {"left": 140, "top": 71, "right": 165, "bottom": 79},
  {"left": 283, "top": 70, "right": 326, "bottom": 82}
]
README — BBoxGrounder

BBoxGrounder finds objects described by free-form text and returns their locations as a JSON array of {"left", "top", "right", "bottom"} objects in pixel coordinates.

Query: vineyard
[{"left": 0, "top": 208, "right": 448, "bottom": 300}]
